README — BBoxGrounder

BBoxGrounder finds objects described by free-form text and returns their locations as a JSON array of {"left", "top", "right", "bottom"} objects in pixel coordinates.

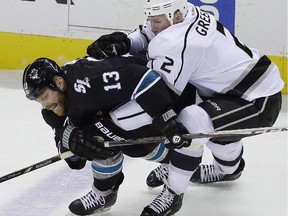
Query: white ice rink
[{"left": 0, "top": 70, "right": 287, "bottom": 216}]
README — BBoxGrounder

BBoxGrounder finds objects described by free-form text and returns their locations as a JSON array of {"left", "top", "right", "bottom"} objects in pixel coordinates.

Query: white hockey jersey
[{"left": 130, "top": 4, "right": 284, "bottom": 101}]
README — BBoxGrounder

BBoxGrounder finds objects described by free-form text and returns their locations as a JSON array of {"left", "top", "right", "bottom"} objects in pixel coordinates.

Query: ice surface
[{"left": 0, "top": 71, "right": 287, "bottom": 216}]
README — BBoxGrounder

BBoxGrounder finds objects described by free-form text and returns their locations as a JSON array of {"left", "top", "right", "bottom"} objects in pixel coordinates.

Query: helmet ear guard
[
  {"left": 22, "top": 58, "right": 64, "bottom": 100},
  {"left": 144, "top": 0, "right": 188, "bottom": 25}
]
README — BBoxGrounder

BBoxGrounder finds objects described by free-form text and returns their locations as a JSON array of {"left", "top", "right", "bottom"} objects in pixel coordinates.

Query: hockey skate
[
  {"left": 191, "top": 158, "right": 245, "bottom": 184},
  {"left": 67, "top": 189, "right": 118, "bottom": 215},
  {"left": 140, "top": 184, "right": 184, "bottom": 216},
  {"left": 146, "top": 164, "right": 169, "bottom": 189}
]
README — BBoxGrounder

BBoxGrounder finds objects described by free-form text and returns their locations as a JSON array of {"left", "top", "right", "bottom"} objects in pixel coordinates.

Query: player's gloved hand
[
  {"left": 57, "top": 141, "right": 87, "bottom": 170},
  {"left": 87, "top": 32, "right": 131, "bottom": 59},
  {"left": 61, "top": 124, "right": 119, "bottom": 161},
  {"left": 153, "top": 109, "right": 192, "bottom": 149},
  {"left": 57, "top": 140, "right": 69, "bottom": 154}
]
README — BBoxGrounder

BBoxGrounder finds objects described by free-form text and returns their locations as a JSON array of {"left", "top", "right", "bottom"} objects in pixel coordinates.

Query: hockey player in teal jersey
[{"left": 23, "top": 55, "right": 194, "bottom": 216}]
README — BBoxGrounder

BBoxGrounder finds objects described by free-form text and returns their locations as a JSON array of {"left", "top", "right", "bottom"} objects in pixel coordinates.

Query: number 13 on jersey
[{"left": 103, "top": 71, "right": 122, "bottom": 91}]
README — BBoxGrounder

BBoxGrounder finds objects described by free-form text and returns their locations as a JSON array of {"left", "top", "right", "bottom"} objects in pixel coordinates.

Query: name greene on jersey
[
  {"left": 94, "top": 121, "right": 125, "bottom": 141},
  {"left": 196, "top": 9, "right": 211, "bottom": 36}
]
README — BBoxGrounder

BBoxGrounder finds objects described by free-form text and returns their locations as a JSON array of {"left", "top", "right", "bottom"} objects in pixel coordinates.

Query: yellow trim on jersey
[{"left": 0, "top": 32, "right": 287, "bottom": 94}]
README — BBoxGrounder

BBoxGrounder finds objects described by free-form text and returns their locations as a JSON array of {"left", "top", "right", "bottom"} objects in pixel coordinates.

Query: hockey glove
[
  {"left": 153, "top": 109, "right": 192, "bottom": 149},
  {"left": 87, "top": 32, "right": 131, "bottom": 59},
  {"left": 57, "top": 141, "right": 87, "bottom": 170},
  {"left": 61, "top": 125, "right": 119, "bottom": 161}
]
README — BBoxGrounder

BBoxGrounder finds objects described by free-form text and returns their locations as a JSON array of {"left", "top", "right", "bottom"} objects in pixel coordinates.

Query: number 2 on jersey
[{"left": 160, "top": 56, "right": 174, "bottom": 73}]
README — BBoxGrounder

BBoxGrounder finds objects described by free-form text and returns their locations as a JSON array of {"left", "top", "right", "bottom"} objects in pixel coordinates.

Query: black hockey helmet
[{"left": 22, "top": 58, "right": 64, "bottom": 100}]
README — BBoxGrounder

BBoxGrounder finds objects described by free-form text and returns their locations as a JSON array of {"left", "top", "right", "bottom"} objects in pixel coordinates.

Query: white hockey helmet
[{"left": 144, "top": 0, "right": 188, "bottom": 25}]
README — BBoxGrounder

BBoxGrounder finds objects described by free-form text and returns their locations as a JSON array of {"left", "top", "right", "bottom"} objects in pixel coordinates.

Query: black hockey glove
[
  {"left": 153, "top": 109, "right": 192, "bottom": 149},
  {"left": 61, "top": 125, "right": 119, "bottom": 161},
  {"left": 87, "top": 32, "right": 131, "bottom": 59},
  {"left": 57, "top": 141, "right": 87, "bottom": 170}
]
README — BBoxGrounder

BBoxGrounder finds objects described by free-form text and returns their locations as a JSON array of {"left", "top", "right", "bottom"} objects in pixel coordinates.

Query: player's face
[
  {"left": 173, "top": 10, "right": 184, "bottom": 24},
  {"left": 148, "top": 14, "right": 171, "bottom": 35},
  {"left": 36, "top": 88, "right": 65, "bottom": 116}
]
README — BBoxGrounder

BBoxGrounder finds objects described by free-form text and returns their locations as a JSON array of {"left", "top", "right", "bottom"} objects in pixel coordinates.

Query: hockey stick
[
  {"left": 0, "top": 151, "right": 73, "bottom": 183},
  {"left": 104, "top": 126, "right": 288, "bottom": 147},
  {"left": 1, "top": 127, "right": 286, "bottom": 183}
]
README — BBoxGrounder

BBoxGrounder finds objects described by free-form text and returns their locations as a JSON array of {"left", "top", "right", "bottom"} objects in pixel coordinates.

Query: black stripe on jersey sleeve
[
  {"left": 174, "top": 7, "right": 200, "bottom": 85},
  {"left": 227, "top": 55, "right": 272, "bottom": 97},
  {"left": 216, "top": 21, "right": 226, "bottom": 36},
  {"left": 117, "top": 111, "right": 146, "bottom": 121}
]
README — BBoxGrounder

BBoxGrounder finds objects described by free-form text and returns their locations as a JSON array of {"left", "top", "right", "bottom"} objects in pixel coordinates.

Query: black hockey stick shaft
[
  {"left": 0, "top": 151, "right": 73, "bottom": 183},
  {"left": 104, "top": 126, "right": 288, "bottom": 147},
  {"left": 1, "top": 127, "right": 286, "bottom": 183}
]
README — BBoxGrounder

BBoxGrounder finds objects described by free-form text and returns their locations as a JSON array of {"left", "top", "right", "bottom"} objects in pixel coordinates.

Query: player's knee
[
  {"left": 91, "top": 151, "right": 124, "bottom": 179},
  {"left": 144, "top": 142, "right": 169, "bottom": 162},
  {"left": 178, "top": 105, "right": 214, "bottom": 133}
]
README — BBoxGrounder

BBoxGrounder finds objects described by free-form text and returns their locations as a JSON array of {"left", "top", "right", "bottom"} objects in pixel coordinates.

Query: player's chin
[{"left": 53, "top": 105, "right": 65, "bottom": 117}]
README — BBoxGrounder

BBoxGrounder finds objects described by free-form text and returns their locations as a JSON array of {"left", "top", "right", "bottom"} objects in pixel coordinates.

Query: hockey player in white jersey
[{"left": 87, "top": 0, "right": 284, "bottom": 215}]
